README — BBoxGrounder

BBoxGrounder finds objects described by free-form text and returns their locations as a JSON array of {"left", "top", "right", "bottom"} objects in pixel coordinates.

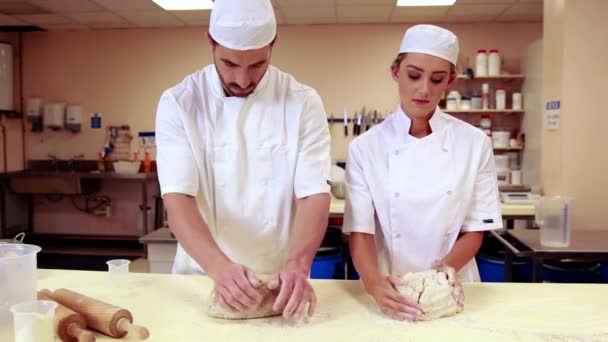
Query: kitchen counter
[
  {"left": 6, "top": 269, "right": 606, "bottom": 341},
  {"left": 1, "top": 170, "right": 157, "bottom": 180},
  {"left": 330, "top": 197, "right": 535, "bottom": 218}
]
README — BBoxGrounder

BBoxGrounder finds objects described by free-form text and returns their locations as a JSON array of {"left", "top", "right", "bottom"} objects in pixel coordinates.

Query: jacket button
[
  {"left": 447, "top": 190, "right": 453, "bottom": 195},
  {"left": 394, "top": 192, "right": 400, "bottom": 198},
  {"left": 443, "top": 148, "right": 448, "bottom": 152},
  {"left": 394, "top": 150, "right": 399, "bottom": 156},
  {"left": 394, "top": 234, "right": 401, "bottom": 239}
]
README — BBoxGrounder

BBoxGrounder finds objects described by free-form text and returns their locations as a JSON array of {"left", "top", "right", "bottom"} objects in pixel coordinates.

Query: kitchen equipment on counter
[
  {"left": 113, "top": 160, "right": 141, "bottom": 174},
  {"left": 492, "top": 131, "right": 510, "bottom": 148},
  {"left": 51, "top": 288, "right": 149, "bottom": 340},
  {"left": 500, "top": 191, "right": 533, "bottom": 204},
  {"left": 106, "top": 259, "right": 130, "bottom": 287},
  {"left": 26, "top": 97, "right": 43, "bottom": 132},
  {"left": 10, "top": 300, "right": 57, "bottom": 342},
  {"left": 510, "top": 170, "right": 522, "bottom": 185},
  {"left": 0, "top": 232, "right": 25, "bottom": 244},
  {"left": 496, "top": 168, "right": 510, "bottom": 185},
  {"left": 0, "top": 43, "right": 13, "bottom": 111},
  {"left": 535, "top": 196, "right": 572, "bottom": 248},
  {"left": 37, "top": 290, "right": 95, "bottom": 342},
  {"left": 0, "top": 244, "right": 42, "bottom": 336}
]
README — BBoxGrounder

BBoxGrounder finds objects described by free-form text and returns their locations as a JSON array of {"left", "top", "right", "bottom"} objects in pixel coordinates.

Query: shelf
[
  {"left": 457, "top": 74, "right": 525, "bottom": 80},
  {"left": 0, "top": 110, "right": 23, "bottom": 118},
  {"left": 443, "top": 110, "right": 524, "bottom": 114}
]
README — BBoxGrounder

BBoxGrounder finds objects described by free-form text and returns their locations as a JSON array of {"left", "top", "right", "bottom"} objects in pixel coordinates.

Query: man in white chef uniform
[
  {"left": 155, "top": 0, "right": 331, "bottom": 320},
  {"left": 344, "top": 25, "right": 503, "bottom": 321}
]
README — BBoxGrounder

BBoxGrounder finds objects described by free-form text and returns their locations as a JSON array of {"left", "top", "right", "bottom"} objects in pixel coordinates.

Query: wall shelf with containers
[{"left": 444, "top": 49, "right": 527, "bottom": 188}]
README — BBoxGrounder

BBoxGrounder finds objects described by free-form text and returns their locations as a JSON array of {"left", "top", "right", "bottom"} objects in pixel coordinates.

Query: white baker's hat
[
  {"left": 209, "top": 0, "right": 277, "bottom": 51},
  {"left": 399, "top": 24, "right": 459, "bottom": 65}
]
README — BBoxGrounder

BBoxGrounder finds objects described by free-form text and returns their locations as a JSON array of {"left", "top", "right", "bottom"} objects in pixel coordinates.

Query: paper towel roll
[{"left": 44, "top": 103, "right": 65, "bottom": 129}]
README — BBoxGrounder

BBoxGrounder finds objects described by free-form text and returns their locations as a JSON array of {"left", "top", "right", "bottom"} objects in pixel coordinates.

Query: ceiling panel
[
  {"left": 447, "top": 4, "right": 507, "bottom": 16},
  {"left": 117, "top": 10, "right": 184, "bottom": 27},
  {"left": 92, "top": 0, "right": 162, "bottom": 11},
  {"left": 497, "top": 3, "right": 542, "bottom": 21},
  {"left": 29, "top": 0, "right": 104, "bottom": 13},
  {"left": 391, "top": 6, "right": 450, "bottom": 18},
  {"left": 281, "top": 6, "right": 336, "bottom": 19},
  {"left": 42, "top": 23, "right": 89, "bottom": 30},
  {"left": 0, "top": 1, "right": 50, "bottom": 15},
  {"left": 336, "top": 0, "right": 396, "bottom": 4},
  {"left": 64, "top": 11, "right": 127, "bottom": 24},
  {"left": 15, "top": 13, "right": 73, "bottom": 25},
  {"left": 390, "top": 15, "right": 446, "bottom": 23},
  {"left": 170, "top": 10, "right": 211, "bottom": 25},
  {"left": 285, "top": 17, "right": 336, "bottom": 24},
  {"left": 337, "top": 5, "right": 393, "bottom": 18},
  {"left": 276, "top": 0, "right": 334, "bottom": 7}
]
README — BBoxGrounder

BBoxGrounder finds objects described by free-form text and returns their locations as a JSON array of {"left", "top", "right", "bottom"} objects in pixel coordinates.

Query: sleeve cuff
[{"left": 160, "top": 186, "right": 198, "bottom": 198}]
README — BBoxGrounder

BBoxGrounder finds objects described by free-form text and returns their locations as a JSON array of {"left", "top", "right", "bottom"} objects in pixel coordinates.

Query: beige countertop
[
  {"left": 330, "top": 197, "right": 535, "bottom": 218},
  {"left": 6, "top": 269, "right": 606, "bottom": 342}
]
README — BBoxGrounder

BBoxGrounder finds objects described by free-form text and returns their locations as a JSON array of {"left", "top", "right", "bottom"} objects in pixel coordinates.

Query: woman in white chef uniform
[
  {"left": 155, "top": 0, "right": 331, "bottom": 320},
  {"left": 343, "top": 25, "right": 503, "bottom": 321}
]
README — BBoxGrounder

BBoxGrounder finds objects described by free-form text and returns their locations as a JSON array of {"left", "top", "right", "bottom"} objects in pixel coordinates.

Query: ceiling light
[
  {"left": 152, "top": 0, "right": 214, "bottom": 10},
  {"left": 397, "top": 0, "right": 456, "bottom": 6}
]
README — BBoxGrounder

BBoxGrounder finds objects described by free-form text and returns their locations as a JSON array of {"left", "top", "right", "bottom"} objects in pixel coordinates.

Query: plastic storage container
[
  {"left": 492, "top": 131, "right": 511, "bottom": 148},
  {"left": 10, "top": 300, "right": 57, "bottom": 342},
  {"left": 512, "top": 92, "right": 523, "bottom": 110},
  {"left": 476, "top": 252, "right": 532, "bottom": 282},
  {"left": 0, "top": 244, "right": 42, "bottom": 341},
  {"left": 475, "top": 49, "right": 488, "bottom": 77},
  {"left": 310, "top": 247, "right": 345, "bottom": 279},
  {"left": 536, "top": 196, "right": 572, "bottom": 248},
  {"left": 488, "top": 49, "right": 501, "bottom": 76},
  {"left": 495, "top": 88, "right": 506, "bottom": 110}
]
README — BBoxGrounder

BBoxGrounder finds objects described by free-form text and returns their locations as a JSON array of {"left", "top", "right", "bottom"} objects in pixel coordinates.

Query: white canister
[
  {"left": 44, "top": 103, "right": 65, "bottom": 130},
  {"left": 510, "top": 170, "right": 522, "bottom": 185},
  {"left": 512, "top": 92, "right": 523, "bottom": 110},
  {"left": 446, "top": 98, "right": 458, "bottom": 111},
  {"left": 495, "top": 88, "right": 506, "bottom": 110},
  {"left": 460, "top": 98, "right": 471, "bottom": 110},
  {"left": 489, "top": 49, "right": 501, "bottom": 76},
  {"left": 496, "top": 168, "right": 510, "bottom": 185},
  {"left": 494, "top": 155, "right": 509, "bottom": 169},
  {"left": 0, "top": 43, "right": 13, "bottom": 111},
  {"left": 471, "top": 95, "right": 482, "bottom": 110},
  {"left": 475, "top": 49, "right": 488, "bottom": 77},
  {"left": 492, "top": 131, "right": 510, "bottom": 148}
]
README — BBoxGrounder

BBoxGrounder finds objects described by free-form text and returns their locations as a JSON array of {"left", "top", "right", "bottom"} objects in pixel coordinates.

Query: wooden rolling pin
[
  {"left": 51, "top": 288, "right": 150, "bottom": 340},
  {"left": 38, "top": 289, "right": 96, "bottom": 342}
]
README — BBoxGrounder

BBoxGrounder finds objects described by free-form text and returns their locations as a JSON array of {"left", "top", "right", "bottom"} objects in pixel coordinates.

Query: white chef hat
[
  {"left": 399, "top": 24, "right": 459, "bottom": 65},
  {"left": 209, "top": 0, "right": 277, "bottom": 51}
]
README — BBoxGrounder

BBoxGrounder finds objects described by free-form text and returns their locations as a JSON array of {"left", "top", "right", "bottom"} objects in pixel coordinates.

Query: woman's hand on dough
[
  {"left": 268, "top": 264, "right": 316, "bottom": 320},
  {"left": 369, "top": 276, "right": 422, "bottom": 321},
  {"left": 212, "top": 262, "right": 264, "bottom": 312},
  {"left": 432, "top": 260, "right": 465, "bottom": 307}
]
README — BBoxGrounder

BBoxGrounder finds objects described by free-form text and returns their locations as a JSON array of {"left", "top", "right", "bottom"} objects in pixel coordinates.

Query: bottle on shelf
[
  {"left": 476, "top": 49, "right": 488, "bottom": 77},
  {"left": 482, "top": 83, "right": 490, "bottom": 110},
  {"left": 480, "top": 114, "right": 492, "bottom": 137},
  {"left": 489, "top": 49, "right": 501, "bottom": 76}
]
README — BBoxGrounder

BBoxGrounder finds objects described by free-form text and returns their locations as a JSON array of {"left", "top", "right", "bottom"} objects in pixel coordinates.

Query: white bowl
[{"left": 113, "top": 161, "right": 141, "bottom": 174}]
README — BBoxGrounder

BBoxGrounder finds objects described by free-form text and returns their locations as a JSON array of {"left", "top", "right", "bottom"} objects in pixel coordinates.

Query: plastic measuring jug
[
  {"left": 535, "top": 196, "right": 572, "bottom": 247},
  {"left": 10, "top": 300, "right": 57, "bottom": 342}
]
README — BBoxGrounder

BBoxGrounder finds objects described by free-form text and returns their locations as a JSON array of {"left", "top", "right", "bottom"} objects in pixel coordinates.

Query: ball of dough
[
  {"left": 207, "top": 274, "right": 282, "bottom": 319},
  {"left": 395, "top": 270, "right": 463, "bottom": 321}
]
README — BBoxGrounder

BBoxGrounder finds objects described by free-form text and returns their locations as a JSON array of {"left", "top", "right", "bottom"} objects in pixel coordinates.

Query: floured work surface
[{"left": 24, "top": 270, "right": 608, "bottom": 342}]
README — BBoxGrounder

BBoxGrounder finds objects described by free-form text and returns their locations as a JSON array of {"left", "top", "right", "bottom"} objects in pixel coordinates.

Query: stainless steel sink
[{"left": 9, "top": 172, "right": 102, "bottom": 195}]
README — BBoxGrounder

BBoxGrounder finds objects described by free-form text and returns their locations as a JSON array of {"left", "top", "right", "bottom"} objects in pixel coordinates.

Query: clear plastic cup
[
  {"left": 0, "top": 244, "right": 41, "bottom": 340},
  {"left": 10, "top": 300, "right": 57, "bottom": 342},
  {"left": 107, "top": 259, "right": 130, "bottom": 286}
]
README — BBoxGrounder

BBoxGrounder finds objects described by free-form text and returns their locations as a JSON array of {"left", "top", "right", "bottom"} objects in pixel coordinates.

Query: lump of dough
[
  {"left": 207, "top": 274, "right": 282, "bottom": 320},
  {"left": 395, "top": 270, "right": 463, "bottom": 321}
]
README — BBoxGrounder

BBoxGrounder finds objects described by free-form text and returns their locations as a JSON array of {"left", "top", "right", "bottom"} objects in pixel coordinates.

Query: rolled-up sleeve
[
  {"left": 343, "top": 141, "right": 375, "bottom": 235},
  {"left": 461, "top": 137, "right": 503, "bottom": 232},
  {"left": 155, "top": 91, "right": 199, "bottom": 197},
  {"left": 293, "top": 91, "right": 331, "bottom": 199}
]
